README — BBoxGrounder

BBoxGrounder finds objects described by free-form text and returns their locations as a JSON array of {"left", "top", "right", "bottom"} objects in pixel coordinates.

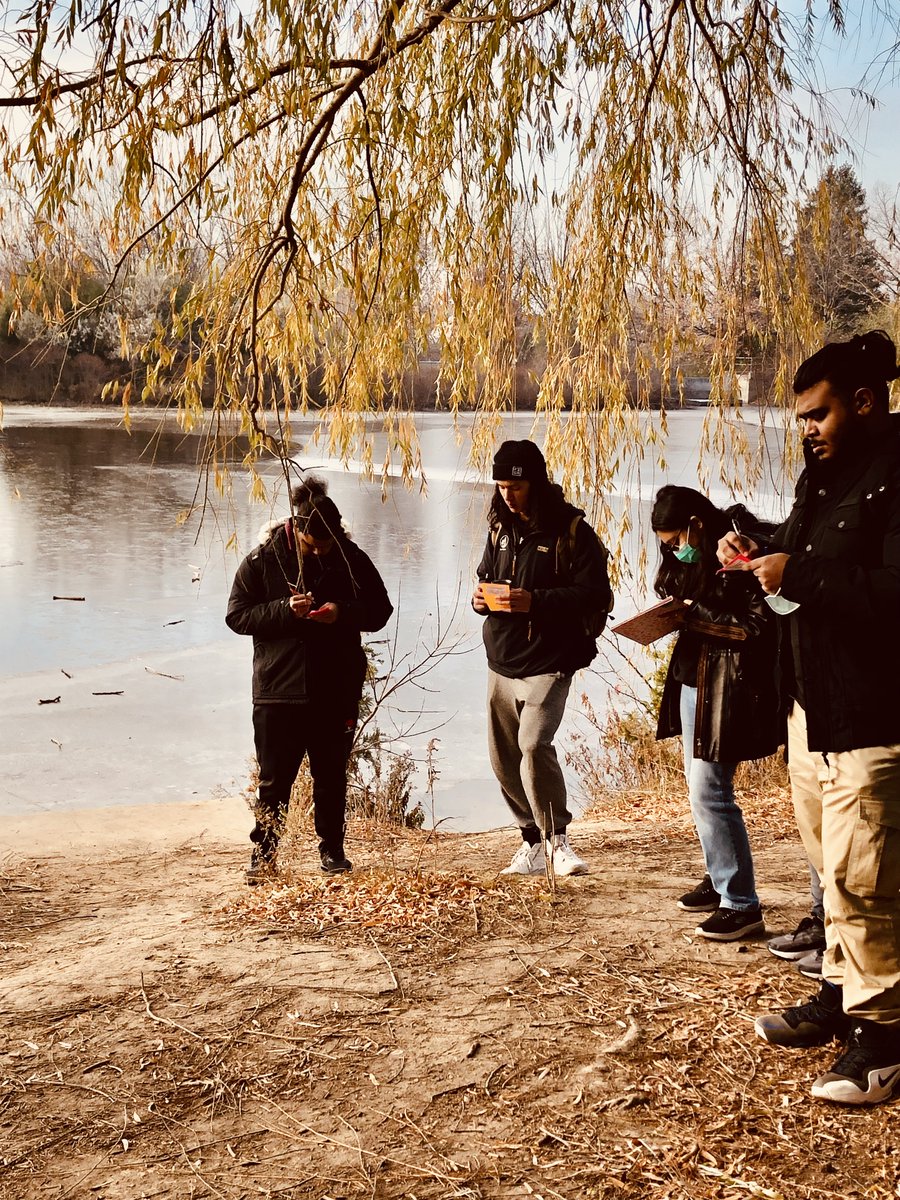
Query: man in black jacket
[
  {"left": 720, "top": 331, "right": 900, "bottom": 1105},
  {"left": 227, "top": 479, "right": 393, "bottom": 881},
  {"left": 473, "top": 440, "right": 612, "bottom": 877}
]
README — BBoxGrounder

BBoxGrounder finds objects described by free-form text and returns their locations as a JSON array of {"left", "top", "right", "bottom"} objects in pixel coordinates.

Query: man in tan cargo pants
[{"left": 720, "top": 331, "right": 900, "bottom": 1105}]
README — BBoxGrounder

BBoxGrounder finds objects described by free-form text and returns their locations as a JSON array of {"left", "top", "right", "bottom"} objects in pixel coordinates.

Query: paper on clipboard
[{"left": 610, "top": 596, "right": 688, "bottom": 645}]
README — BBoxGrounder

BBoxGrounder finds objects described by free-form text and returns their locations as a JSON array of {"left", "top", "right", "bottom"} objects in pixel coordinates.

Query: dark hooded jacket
[
  {"left": 476, "top": 501, "right": 612, "bottom": 677},
  {"left": 768, "top": 414, "right": 900, "bottom": 752},
  {"left": 226, "top": 520, "right": 393, "bottom": 713},
  {"left": 656, "top": 505, "right": 780, "bottom": 763}
]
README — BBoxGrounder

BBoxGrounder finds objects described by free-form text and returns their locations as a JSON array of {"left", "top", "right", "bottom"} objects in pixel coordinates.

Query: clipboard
[{"left": 610, "top": 596, "right": 687, "bottom": 645}]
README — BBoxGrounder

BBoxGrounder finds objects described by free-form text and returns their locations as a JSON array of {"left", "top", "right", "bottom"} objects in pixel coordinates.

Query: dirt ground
[{"left": 2, "top": 797, "right": 899, "bottom": 1200}]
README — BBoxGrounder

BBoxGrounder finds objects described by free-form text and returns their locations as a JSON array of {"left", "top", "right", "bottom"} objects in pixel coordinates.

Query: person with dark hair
[
  {"left": 651, "top": 485, "right": 779, "bottom": 940},
  {"left": 719, "top": 330, "right": 900, "bottom": 1105},
  {"left": 473, "top": 439, "right": 612, "bottom": 876},
  {"left": 226, "top": 477, "right": 393, "bottom": 882}
]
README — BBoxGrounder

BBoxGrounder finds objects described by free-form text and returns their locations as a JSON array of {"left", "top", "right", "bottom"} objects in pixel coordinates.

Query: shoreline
[{"left": 0, "top": 793, "right": 252, "bottom": 859}]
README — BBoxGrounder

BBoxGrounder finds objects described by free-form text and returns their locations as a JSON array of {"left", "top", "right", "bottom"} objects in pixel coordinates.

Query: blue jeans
[{"left": 680, "top": 686, "right": 760, "bottom": 911}]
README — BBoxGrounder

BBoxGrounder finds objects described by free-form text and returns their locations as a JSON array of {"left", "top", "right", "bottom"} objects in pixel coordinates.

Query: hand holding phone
[
  {"left": 288, "top": 589, "right": 315, "bottom": 617},
  {"left": 308, "top": 601, "right": 338, "bottom": 624}
]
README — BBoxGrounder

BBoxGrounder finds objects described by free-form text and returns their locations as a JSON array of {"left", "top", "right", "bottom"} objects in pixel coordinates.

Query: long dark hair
[
  {"left": 794, "top": 329, "right": 899, "bottom": 407},
  {"left": 291, "top": 476, "right": 348, "bottom": 544},
  {"left": 651, "top": 485, "right": 728, "bottom": 602},
  {"left": 488, "top": 479, "right": 574, "bottom": 533}
]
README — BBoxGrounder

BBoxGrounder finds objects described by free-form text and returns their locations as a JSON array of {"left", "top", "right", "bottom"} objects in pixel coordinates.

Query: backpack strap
[{"left": 555, "top": 515, "right": 582, "bottom": 579}]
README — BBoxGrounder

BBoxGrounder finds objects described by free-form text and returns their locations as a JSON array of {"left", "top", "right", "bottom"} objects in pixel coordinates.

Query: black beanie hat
[{"left": 491, "top": 439, "right": 548, "bottom": 483}]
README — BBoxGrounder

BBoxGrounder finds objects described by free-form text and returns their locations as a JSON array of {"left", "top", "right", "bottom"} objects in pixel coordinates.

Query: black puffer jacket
[
  {"left": 771, "top": 416, "right": 900, "bottom": 752},
  {"left": 226, "top": 520, "right": 393, "bottom": 712},
  {"left": 476, "top": 506, "right": 612, "bottom": 677}
]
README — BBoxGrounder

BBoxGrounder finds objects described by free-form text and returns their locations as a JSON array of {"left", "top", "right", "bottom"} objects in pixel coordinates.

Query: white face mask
[{"left": 765, "top": 592, "right": 801, "bottom": 616}]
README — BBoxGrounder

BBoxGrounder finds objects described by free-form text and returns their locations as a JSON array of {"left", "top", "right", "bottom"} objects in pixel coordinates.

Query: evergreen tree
[{"left": 794, "top": 165, "right": 886, "bottom": 337}]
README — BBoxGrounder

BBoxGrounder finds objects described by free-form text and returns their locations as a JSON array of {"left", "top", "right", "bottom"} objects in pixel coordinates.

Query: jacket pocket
[
  {"left": 844, "top": 791, "right": 900, "bottom": 899},
  {"left": 817, "top": 500, "right": 873, "bottom": 560}
]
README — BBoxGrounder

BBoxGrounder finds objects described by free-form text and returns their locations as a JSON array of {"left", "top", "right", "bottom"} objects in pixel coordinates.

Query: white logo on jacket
[{"left": 499, "top": 534, "right": 510, "bottom": 551}]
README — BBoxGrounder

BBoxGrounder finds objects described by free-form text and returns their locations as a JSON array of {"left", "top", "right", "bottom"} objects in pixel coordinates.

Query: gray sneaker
[
  {"left": 767, "top": 915, "right": 825, "bottom": 960},
  {"left": 794, "top": 949, "right": 824, "bottom": 980}
]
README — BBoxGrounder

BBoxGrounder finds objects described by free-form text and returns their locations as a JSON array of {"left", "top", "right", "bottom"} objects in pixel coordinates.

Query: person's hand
[
  {"left": 501, "top": 587, "right": 532, "bottom": 614},
  {"left": 749, "top": 553, "right": 790, "bottom": 595},
  {"left": 289, "top": 591, "right": 314, "bottom": 618},
  {"left": 308, "top": 601, "right": 339, "bottom": 624},
  {"left": 472, "top": 582, "right": 489, "bottom": 614},
  {"left": 717, "top": 531, "right": 758, "bottom": 565}
]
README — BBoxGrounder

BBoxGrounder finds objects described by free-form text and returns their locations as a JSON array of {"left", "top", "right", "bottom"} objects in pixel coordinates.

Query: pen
[{"left": 717, "top": 516, "right": 752, "bottom": 574}]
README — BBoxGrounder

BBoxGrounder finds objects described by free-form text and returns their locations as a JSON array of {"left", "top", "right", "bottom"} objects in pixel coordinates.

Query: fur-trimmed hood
[{"left": 256, "top": 516, "right": 351, "bottom": 547}]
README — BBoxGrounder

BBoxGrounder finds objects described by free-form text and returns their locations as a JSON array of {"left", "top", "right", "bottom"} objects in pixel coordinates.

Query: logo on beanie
[{"left": 511, "top": 465, "right": 523, "bottom": 477}]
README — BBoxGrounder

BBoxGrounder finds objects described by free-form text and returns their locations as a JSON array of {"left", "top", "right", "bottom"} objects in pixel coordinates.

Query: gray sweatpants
[{"left": 487, "top": 668, "right": 573, "bottom": 838}]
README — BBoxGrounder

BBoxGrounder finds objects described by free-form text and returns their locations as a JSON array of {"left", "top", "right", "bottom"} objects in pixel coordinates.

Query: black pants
[{"left": 251, "top": 702, "right": 352, "bottom": 858}]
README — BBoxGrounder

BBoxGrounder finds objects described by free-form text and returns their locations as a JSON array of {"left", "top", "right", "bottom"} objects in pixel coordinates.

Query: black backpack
[{"left": 555, "top": 515, "right": 612, "bottom": 639}]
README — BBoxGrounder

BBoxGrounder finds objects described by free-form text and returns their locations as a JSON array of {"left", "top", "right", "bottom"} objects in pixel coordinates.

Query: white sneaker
[
  {"left": 545, "top": 833, "right": 588, "bottom": 876},
  {"left": 500, "top": 841, "right": 547, "bottom": 875}
]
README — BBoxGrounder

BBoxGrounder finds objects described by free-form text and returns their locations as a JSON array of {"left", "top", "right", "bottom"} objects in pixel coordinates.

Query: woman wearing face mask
[{"left": 651, "top": 485, "right": 780, "bottom": 940}]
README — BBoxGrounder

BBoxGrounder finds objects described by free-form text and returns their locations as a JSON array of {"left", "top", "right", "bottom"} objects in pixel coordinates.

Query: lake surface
[{"left": 0, "top": 405, "right": 792, "bottom": 830}]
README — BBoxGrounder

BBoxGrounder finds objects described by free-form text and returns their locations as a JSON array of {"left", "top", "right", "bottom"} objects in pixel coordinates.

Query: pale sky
[{"left": 787, "top": 1, "right": 900, "bottom": 195}]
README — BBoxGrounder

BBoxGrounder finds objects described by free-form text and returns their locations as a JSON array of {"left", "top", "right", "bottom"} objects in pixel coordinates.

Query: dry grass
[
  {"left": 222, "top": 867, "right": 538, "bottom": 937},
  {"left": 570, "top": 700, "right": 797, "bottom": 843}
]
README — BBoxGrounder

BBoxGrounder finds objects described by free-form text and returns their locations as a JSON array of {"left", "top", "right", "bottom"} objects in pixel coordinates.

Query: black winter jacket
[
  {"left": 226, "top": 521, "right": 393, "bottom": 712},
  {"left": 476, "top": 507, "right": 612, "bottom": 677},
  {"left": 770, "top": 416, "right": 900, "bottom": 752}
]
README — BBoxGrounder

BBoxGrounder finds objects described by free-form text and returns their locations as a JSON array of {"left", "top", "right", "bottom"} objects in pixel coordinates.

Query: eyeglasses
[{"left": 659, "top": 533, "right": 682, "bottom": 551}]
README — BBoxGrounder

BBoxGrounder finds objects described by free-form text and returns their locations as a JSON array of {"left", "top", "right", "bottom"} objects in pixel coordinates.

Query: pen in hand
[{"left": 717, "top": 517, "right": 752, "bottom": 574}]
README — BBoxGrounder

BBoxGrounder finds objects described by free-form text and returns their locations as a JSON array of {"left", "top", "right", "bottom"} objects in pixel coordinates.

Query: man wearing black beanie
[{"left": 473, "top": 439, "right": 612, "bottom": 876}]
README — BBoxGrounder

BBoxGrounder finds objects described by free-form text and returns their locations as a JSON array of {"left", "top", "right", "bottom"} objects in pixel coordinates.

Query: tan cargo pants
[{"left": 787, "top": 703, "right": 900, "bottom": 1025}]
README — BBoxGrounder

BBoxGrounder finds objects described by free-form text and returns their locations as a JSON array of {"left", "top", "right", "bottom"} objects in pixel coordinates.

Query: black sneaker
[
  {"left": 677, "top": 874, "right": 720, "bottom": 912},
  {"left": 811, "top": 1019, "right": 900, "bottom": 1105},
  {"left": 695, "top": 906, "right": 765, "bottom": 941},
  {"left": 755, "top": 981, "right": 849, "bottom": 1048},
  {"left": 767, "top": 915, "right": 826, "bottom": 960},
  {"left": 320, "top": 848, "right": 352, "bottom": 874}
]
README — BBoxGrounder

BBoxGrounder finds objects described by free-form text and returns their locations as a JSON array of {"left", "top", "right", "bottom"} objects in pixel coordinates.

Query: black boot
[{"left": 320, "top": 846, "right": 352, "bottom": 874}]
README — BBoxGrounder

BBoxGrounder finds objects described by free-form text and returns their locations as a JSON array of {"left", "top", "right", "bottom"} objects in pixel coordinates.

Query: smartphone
[{"left": 717, "top": 553, "right": 751, "bottom": 575}]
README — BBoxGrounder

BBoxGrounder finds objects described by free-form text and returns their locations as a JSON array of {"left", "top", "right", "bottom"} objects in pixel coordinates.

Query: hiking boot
[
  {"left": 695, "top": 906, "right": 765, "bottom": 941},
  {"left": 320, "top": 848, "right": 352, "bottom": 874},
  {"left": 246, "top": 850, "right": 276, "bottom": 886},
  {"left": 677, "top": 874, "right": 720, "bottom": 912},
  {"left": 811, "top": 1019, "right": 900, "bottom": 1105},
  {"left": 767, "top": 915, "right": 826, "bottom": 960},
  {"left": 545, "top": 832, "right": 588, "bottom": 877},
  {"left": 794, "top": 949, "right": 824, "bottom": 980},
  {"left": 500, "top": 841, "right": 547, "bottom": 876},
  {"left": 755, "top": 981, "right": 849, "bottom": 1048}
]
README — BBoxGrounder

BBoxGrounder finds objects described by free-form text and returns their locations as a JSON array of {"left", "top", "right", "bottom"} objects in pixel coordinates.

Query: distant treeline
[{"left": 0, "top": 336, "right": 771, "bottom": 410}]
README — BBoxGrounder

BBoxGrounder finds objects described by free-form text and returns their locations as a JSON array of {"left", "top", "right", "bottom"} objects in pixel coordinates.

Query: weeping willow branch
[{"left": 1, "top": 0, "right": 896, "bottom": 505}]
